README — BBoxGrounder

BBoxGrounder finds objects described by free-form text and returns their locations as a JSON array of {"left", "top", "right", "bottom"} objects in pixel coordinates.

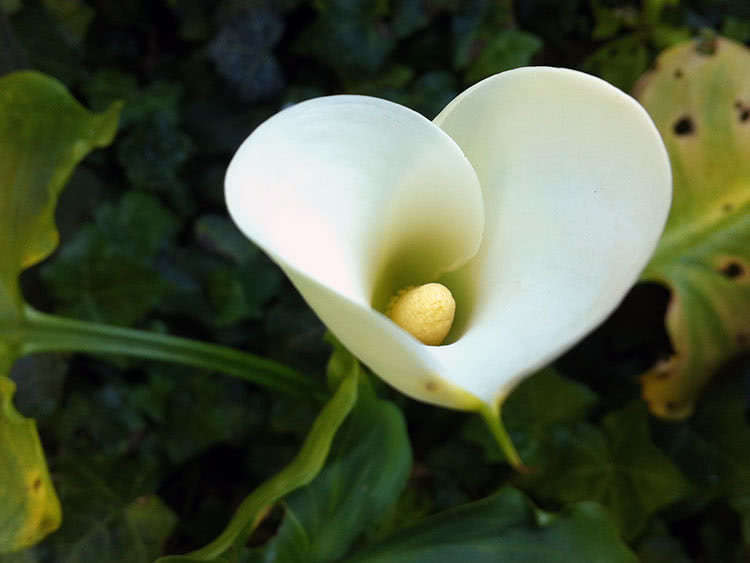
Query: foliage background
[{"left": 1, "top": 0, "right": 749, "bottom": 561}]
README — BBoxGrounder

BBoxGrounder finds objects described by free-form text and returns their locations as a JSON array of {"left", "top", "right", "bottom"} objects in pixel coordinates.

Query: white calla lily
[{"left": 226, "top": 67, "right": 671, "bottom": 465}]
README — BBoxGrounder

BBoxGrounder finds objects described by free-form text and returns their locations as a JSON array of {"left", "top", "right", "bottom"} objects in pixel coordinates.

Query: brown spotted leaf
[{"left": 634, "top": 37, "right": 750, "bottom": 418}]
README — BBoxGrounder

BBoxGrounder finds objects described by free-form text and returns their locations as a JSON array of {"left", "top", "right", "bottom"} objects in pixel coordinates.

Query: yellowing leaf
[
  {"left": 0, "top": 71, "right": 121, "bottom": 552},
  {"left": 0, "top": 70, "right": 121, "bottom": 320},
  {"left": 634, "top": 37, "right": 750, "bottom": 418},
  {"left": 0, "top": 376, "right": 61, "bottom": 552}
]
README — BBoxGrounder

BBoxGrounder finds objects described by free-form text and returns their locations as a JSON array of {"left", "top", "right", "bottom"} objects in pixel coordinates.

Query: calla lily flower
[{"left": 226, "top": 67, "right": 671, "bottom": 463}]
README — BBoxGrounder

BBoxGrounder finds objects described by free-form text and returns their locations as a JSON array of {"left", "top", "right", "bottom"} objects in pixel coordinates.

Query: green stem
[
  {"left": 11, "top": 306, "right": 327, "bottom": 401},
  {"left": 158, "top": 370, "right": 359, "bottom": 561},
  {"left": 478, "top": 401, "right": 526, "bottom": 472}
]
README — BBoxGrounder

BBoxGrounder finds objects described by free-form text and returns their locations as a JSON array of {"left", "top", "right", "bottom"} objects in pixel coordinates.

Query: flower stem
[
  {"left": 12, "top": 306, "right": 327, "bottom": 401},
  {"left": 478, "top": 401, "right": 526, "bottom": 472}
]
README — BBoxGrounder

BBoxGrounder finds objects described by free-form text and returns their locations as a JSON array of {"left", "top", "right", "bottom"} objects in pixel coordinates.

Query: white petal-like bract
[{"left": 226, "top": 68, "right": 671, "bottom": 410}]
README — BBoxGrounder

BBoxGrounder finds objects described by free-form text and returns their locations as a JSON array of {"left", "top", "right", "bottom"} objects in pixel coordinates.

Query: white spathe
[{"left": 226, "top": 67, "right": 671, "bottom": 411}]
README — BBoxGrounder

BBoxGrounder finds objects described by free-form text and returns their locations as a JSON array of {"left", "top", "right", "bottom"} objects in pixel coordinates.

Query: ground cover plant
[{"left": 1, "top": 1, "right": 749, "bottom": 561}]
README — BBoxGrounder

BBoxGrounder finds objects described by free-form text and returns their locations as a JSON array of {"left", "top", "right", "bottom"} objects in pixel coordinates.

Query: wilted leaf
[
  {"left": 346, "top": 488, "right": 637, "bottom": 562},
  {"left": 0, "top": 377, "right": 60, "bottom": 553},
  {"left": 634, "top": 37, "right": 750, "bottom": 418}
]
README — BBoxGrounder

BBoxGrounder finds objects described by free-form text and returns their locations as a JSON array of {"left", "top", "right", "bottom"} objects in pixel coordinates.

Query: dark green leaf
[
  {"left": 41, "top": 191, "right": 178, "bottom": 326},
  {"left": 582, "top": 34, "right": 648, "bottom": 92},
  {"left": 295, "top": 0, "right": 395, "bottom": 75},
  {"left": 9, "top": 354, "right": 67, "bottom": 420},
  {"left": 464, "top": 368, "right": 597, "bottom": 465},
  {"left": 83, "top": 74, "right": 182, "bottom": 130},
  {"left": 523, "top": 401, "right": 690, "bottom": 539},
  {"left": 117, "top": 115, "right": 194, "bottom": 192},
  {"left": 208, "top": 9, "right": 284, "bottom": 102},
  {"left": 263, "top": 386, "right": 411, "bottom": 562},
  {"left": 136, "top": 366, "right": 266, "bottom": 464},
  {"left": 48, "top": 457, "right": 176, "bottom": 562},
  {"left": 41, "top": 0, "right": 94, "bottom": 47},
  {"left": 158, "top": 371, "right": 359, "bottom": 561},
  {"left": 634, "top": 520, "right": 692, "bottom": 563},
  {"left": 464, "top": 29, "right": 542, "bottom": 84},
  {"left": 652, "top": 374, "right": 750, "bottom": 506},
  {"left": 346, "top": 488, "right": 636, "bottom": 562}
]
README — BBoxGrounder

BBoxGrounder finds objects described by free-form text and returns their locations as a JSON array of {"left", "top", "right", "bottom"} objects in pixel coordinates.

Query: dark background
[{"left": 2, "top": 1, "right": 749, "bottom": 560}]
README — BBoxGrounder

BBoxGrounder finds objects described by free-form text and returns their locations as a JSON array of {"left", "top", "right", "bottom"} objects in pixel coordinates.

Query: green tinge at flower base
[
  {"left": 0, "top": 70, "right": 121, "bottom": 550},
  {"left": 635, "top": 37, "right": 750, "bottom": 419}
]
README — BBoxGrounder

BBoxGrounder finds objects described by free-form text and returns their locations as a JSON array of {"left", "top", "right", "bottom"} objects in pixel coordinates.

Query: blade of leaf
[
  {"left": 345, "top": 488, "right": 637, "bottom": 563},
  {"left": 262, "top": 384, "right": 411, "bottom": 563},
  {"left": 0, "top": 70, "right": 121, "bottom": 319},
  {"left": 0, "top": 70, "right": 120, "bottom": 553},
  {"left": 0, "top": 376, "right": 60, "bottom": 553},
  {"left": 157, "top": 364, "right": 360, "bottom": 562},
  {"left": 519, "top": 401, "right": 690, "bottom": 540},
  {"left": 45, "top": 455, "right": 178, "bottom": 563},
  {"left": 634, "top": 37, "right": 750, "bottom": 418}
]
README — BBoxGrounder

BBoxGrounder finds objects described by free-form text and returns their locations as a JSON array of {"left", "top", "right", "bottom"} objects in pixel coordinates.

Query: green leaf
[
  {"left": 0, "top": 377, "right": 60, "bottom": 553},
  {"left": 464, "top": 29, "right": 542, "bottom": 84},
  {"left": 262, "top": 385, "right": 411, "bottom": 562},
  {"left": 635, "top": 520, "right": 692, "bottom": 563},
  {"left": 464, "top": 368, "right": 597, "bottom": 465},
  {"left": 643, "top": 0, "right": 679, "bottom": 25},
  {"left": 40, "top": 191, "right": 179, "bottom": 326},
  {"left": 523, "top": 401, "right": 690, "bottom": 539},
  {"left": 1, "top": 0, "right": 22, "bottom": 15},
  {"left": 582, "top": 34, "right": 649, "bottom": 92},
  {"left": 158, "top": 368, "right": 359, "bottom": 561},
  {"left": 634, "top": 37, "right": 750, "bottom": 418},
  {"left": 346, "top": 488, "right": 637, "bottom": 562},
  {"left": 730, "top": 494, "right": 750, "bottom": 546},
  {"left": 651, "top": 374, "right": 750, "bottom": 506},
  {"left": 294, "top": 0, "right": 395, "bottom": 75},
  {"left": 48, "top": 457, "right": 176, "bottom": 563},
  {"left": 722, "top": 16, "right": 750, "bottom": 43},
  {"left": 117, "top": 115, "right": 194, "bottom": 192},
  {"left": 0, "top": 70, "right": 120, "bottom": 321},
  {"left": 0, "top": 70, "right": 119, "bottom": 553},
  {"left": 208, "top": 9, "right": 284, "bottom": 102},
  {"left": 41, "top": 0, "right": 94, "bottom": 46},
  {"left": 589, "top": 0, "right": 635, "bottom": 40},
  {"left": 131, "top": 366, "right": 266, "bottom": 464}
]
